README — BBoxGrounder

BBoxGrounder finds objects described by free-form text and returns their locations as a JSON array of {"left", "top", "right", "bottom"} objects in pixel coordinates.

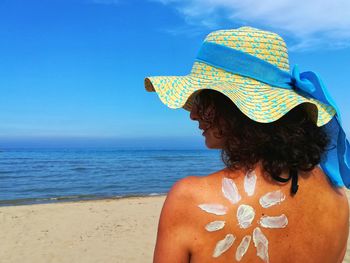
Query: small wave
[
  {"left": 149, "top": 193, "right": 163, "bottom": 196},
  {"left": 71, "top": 167, "right": 88, "bottom": 172},
  {"left": 0, "top": 171, "right": 12, "bottom": 174}
]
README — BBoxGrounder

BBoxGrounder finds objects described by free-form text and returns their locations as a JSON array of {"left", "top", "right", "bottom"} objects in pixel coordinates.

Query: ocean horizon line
[
  {"left": 0, "top": 147, "right": 210, "bottom": 151},
  {"left": 0, "top": 136, "right": 207, "bottom": 149}
]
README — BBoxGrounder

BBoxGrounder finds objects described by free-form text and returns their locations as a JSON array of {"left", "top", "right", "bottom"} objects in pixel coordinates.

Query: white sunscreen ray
[
  {"left": 259, "top": 190, "right": 286, "bottom": 208},
  {"left": 205, "top": 221, "right": 226, "bottom": 232},
  {"left": 260, "top": 214, "right": 288, "bottom": 229},
  {"left": 253, "top": 227, "right": 269, "bottom": 263},
  {"left": 244, "top": 170, "right": 257, "bottom": 196},
  {"left": 222, "top": 177, "right": 241, "bottom": 204},
  {"left": 212, "top": 233, "right": 235, "bottom": 258},
  {"left": 198, "top": 204, "right": 228, "bottom": 215},
  {"left": 237, "top": 204, "right": 255, "bottom": 229},
  {"left": 235, "top": 235, "right": 251, "bottom": 261}
]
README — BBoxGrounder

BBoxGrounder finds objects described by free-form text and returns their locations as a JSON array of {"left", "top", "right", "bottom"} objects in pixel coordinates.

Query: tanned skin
[{"left": 153, "top": 104, "right": 349, "bottom": 263}]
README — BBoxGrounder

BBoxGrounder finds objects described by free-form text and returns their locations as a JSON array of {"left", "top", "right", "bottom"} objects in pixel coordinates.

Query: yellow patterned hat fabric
[{"left": 144, "top": 27, "right": 335, "bottom": 126}]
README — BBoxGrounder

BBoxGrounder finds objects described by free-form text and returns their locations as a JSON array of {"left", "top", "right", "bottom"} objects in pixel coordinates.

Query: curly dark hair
[{"left": 194, "top": 89, "right": 331, "bottom": 194}]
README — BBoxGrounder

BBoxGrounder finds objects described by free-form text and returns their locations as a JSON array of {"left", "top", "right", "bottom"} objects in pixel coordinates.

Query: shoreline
[{"left": 0, "top": 192, "right": 166, "bottom": 207}]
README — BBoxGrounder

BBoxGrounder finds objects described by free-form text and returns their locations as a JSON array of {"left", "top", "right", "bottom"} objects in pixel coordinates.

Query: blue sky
[{"left": 0, "top": 0, "right": 349, "bottom": 148}]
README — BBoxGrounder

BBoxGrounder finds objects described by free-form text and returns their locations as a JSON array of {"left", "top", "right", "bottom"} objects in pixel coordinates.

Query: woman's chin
[
  {"left": 203, "top": 130, "right": 225, "bottom": 149},
  {"left": 204, "top": 139, "right": 222, "bottom": 149}
]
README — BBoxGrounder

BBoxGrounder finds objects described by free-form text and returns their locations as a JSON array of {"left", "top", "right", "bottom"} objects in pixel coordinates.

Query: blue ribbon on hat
[{"left": 196, "top": 41, "right": 350, "bottom": 188}]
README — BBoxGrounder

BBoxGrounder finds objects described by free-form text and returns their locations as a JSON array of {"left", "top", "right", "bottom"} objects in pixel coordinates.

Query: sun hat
[
  {"left": 144, "top": 26, "right": 350, "bottom": 188},
  {"left": 145, "top": 27, "right": 334, "bottom": 126}
]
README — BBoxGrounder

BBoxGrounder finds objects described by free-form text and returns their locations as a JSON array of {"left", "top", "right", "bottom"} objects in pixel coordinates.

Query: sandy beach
[
  {"left": 1, "top": 192, "right": 350, "bottom": 263},
  {"left": 0, "top": 196, "right": 166, "bottom": 263}
]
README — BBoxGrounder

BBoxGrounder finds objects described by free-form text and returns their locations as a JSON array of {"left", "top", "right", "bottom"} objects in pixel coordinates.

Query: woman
[{"left": 145, "top": 27, "right": 349, "bottom": 262}]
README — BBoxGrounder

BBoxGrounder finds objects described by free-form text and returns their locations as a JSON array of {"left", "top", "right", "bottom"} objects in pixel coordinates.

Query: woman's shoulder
[
  {"left": 163, "top": 167, "right": 349, "bottom": 263},
  {"left": 165, "top": 170, "right": 225, "bottom": 202},
  {"left": 167, "top": 166, "right": 349, "bottom": 228},
  {"left": 164, "top": 166, "right": 350, "bottom": 221}
]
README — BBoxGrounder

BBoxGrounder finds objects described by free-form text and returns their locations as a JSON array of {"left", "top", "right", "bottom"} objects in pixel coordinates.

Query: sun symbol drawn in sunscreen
[{"left": 198, "top": 171, "right": 288, "bottom": 262}]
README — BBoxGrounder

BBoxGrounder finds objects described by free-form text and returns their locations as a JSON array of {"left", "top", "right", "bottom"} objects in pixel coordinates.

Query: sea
[{"left": 0, "top": 148, "right": 224, "bottom": 206}]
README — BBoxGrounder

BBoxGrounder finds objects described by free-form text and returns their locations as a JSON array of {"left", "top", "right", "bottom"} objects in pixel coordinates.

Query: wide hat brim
[{"left": 145, "top": 61, "right": 335, "bottom": 127}]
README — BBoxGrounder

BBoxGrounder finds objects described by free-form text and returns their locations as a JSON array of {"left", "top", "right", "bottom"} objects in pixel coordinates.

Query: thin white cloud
[{"left": 153, "top": 0, "right": 350, "bottom": 51}]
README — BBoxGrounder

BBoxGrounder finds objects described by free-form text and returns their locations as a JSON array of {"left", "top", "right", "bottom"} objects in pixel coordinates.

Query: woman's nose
[{"left": 190, "top": 104, "right": 199, "bottom": 120}]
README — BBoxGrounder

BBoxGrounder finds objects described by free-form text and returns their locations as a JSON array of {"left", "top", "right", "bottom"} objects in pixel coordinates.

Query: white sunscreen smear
[
  {"left": 222, "top": 177, "right": 241, "bottom": 204},
  {"left": 237, "top": 204, "right": 255, "bottom": 229},
  {"left": 244, "top": 170, "right": 257, "bottom": 196},
  {"left": 205, "top": 221, "right": 226, "bottom": 232},
  {"left": 253, "top": 227, "right": 269, "bottom": 263},
  {"left": 260, "top": 214, "right": 288, "bottom": 229},
  {"left": 259, "top": 190, "right": 286, "bottom": 208},
  {"left": 235, "top": 235, "right": 251, "bottom": 261},
  {"left": 213, "top": 233, "right": 235, "bottom": 258},
  {"left": 198, "top": 204, "right": 228, "bottom": 215}
]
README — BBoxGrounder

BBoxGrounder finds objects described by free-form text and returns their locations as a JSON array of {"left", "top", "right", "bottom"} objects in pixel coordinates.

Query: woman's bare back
[{"left": 154, "top": 165, "right": 349, "bottom": 263}]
